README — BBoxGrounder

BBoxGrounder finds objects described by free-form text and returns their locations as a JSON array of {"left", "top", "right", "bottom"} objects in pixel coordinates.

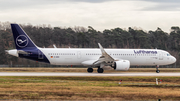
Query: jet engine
[{"left": 113, "top": 60, "right": 130, "bottom": 71}]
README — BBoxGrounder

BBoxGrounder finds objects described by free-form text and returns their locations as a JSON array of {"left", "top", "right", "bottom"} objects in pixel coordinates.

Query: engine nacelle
[{"left": 113, "top": 60, "right": 130, "bottom": 71}]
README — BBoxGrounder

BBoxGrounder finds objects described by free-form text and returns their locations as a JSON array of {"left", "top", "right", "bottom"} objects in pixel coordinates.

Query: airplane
[{"left": 6, "top": 24, "right": 176, "bottom": 73}]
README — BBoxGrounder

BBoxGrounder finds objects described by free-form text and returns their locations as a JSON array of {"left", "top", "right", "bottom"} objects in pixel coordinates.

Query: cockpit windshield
[{"left": 167, "top": 54, "right": 171, "bottom": 56}]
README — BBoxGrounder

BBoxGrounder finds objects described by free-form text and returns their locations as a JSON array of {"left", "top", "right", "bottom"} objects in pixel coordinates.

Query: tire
[
  {"left": 156, "top": 70, "right": 160, "bottom": 73},
  {"left": 87, "top": 68, "right": 93, "bottom": 73},
  {"left": 97, "top": 68, "right": 104, "bottom": 73}
]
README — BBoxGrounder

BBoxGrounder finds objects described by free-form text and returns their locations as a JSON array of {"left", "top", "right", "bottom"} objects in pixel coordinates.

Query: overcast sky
[{"left": 1, "top": 0, "right": 180, "bottom": 32}]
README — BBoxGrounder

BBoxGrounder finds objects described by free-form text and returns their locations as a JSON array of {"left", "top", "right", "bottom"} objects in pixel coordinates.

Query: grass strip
[{"left": 0, "top": 76, "right": 179, "bottom": 100}]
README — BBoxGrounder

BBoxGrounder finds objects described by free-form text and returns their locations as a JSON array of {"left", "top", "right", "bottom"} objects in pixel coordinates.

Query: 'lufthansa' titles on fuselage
[{"left": 134, "top": 50, "right": 157, "bottom": 54}]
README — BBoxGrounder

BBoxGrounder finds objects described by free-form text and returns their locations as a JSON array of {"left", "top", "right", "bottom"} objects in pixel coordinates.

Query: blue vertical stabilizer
[
  {"left": 11, "top": 24, "right": 37, "bottom": 49},
  {"left": 10, "top": 24, "right": 50, "bottom": 63}
]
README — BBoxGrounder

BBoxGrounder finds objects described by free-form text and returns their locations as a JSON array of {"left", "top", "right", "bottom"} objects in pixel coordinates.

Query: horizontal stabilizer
[{"left": 17, "top": 50, "right": 29, "bottom": 54}]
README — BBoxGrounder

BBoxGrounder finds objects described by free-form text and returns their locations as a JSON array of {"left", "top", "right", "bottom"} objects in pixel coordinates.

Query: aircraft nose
[{"left": 171, "top": 56, "right": 176, "bottom": 63}]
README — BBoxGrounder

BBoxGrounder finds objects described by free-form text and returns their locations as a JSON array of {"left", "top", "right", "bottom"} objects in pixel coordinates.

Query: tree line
[{"left": 0, "top": 22, "right": 179, "bottom": 67}]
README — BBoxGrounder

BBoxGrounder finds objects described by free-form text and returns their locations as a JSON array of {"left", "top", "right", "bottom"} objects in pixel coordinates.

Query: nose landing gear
[{"left": 156, "top": 65, "right": 160, "bottom": 73}]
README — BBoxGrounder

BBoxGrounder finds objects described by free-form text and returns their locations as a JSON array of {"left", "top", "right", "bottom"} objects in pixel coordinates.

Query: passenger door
[{"left": 77, "top": 51, "right": 81, "bottom": 59}]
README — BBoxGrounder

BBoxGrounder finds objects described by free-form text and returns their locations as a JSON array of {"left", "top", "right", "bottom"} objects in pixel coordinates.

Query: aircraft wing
[
  {"left": 81, "top": 43, "right": 118, "bottom": 66},
  {"left": 92, "top": 43, "right": 116, "bottom": 65}
]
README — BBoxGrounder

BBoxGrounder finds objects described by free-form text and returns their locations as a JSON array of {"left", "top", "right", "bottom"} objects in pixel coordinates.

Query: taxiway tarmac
[{"left": 0, "top": 72, "right": 179, "bottom": 76}]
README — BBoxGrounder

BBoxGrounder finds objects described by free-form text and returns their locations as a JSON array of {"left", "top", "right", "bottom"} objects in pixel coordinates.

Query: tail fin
[{"left": 11, "top": 24, "right": 37, "bottom": 49}]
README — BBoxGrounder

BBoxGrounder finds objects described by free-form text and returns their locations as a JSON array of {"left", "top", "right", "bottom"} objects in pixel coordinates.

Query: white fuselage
[{"left": 39, "top": 48, "right": 176, "bottom": 66}]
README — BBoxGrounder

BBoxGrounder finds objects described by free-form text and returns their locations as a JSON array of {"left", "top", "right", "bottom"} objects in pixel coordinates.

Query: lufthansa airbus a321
[{"left": 6, "top": 24, "right": 176, "bottom": 73}]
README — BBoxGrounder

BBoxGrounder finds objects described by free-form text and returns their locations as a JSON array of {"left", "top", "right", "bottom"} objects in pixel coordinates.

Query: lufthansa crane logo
[{"left": 16, "top": 35, "right": 28, "bottom": 48}]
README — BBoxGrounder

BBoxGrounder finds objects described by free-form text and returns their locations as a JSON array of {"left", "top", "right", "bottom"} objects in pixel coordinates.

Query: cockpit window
[{"left": 167, "top": 54, "right": 171, "bottom": 56}]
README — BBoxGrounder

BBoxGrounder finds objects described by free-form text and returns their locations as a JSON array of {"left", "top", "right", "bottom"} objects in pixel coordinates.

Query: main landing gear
[
  {"left": 156, "top": 65, "right": 160, "bottom": 73},
  {"left": 87, "top": 67, "right": 104, "bottom": 73},
  {"left": 97, "top": 68, "right": 104, "bottom": 73},
  {"left": 87, "top": 67, "right": 93, "bottom": 73}
]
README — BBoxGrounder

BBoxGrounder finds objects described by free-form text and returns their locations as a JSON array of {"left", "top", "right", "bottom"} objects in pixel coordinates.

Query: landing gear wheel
[
  {"left": 156, "top": 65, "right": 160, "bottom": 73},
  {"left": 97, "top": 68, "right": 104, "bottom": 73},
  {"left": 87, "top": 68, "right": 93, "bottom": 73},
  {"left": 156, "top": 70, "right": 160, "bottom": 73}
]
